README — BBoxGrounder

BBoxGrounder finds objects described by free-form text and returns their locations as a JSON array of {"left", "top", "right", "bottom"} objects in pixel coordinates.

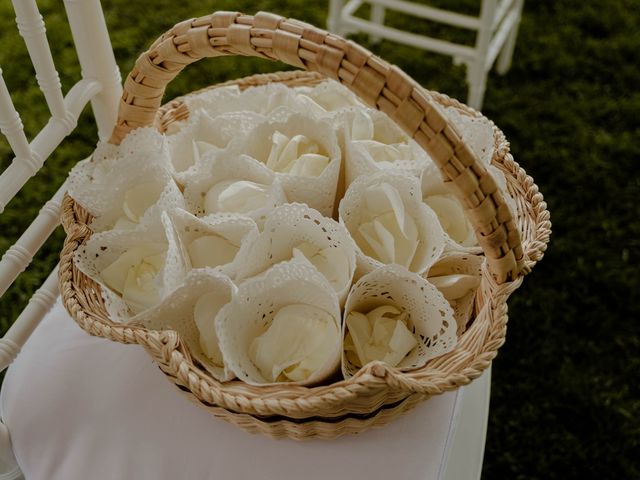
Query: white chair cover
[{"left": 1, "top": 299, "right": 463, "bottom": 480}]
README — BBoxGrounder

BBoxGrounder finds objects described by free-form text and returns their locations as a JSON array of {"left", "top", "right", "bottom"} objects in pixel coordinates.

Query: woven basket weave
[{"left": 59, "top": 11, "right": 551, "bottom": 440}]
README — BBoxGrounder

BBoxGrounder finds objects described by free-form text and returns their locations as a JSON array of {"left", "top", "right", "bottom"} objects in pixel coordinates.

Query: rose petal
[
  {"left": 364, "top": 182, "right": 406, "bottom": 234},
  {"left": 249, "top": 304, "right": 338, "bottom": 383},
  {"left": 283, "top": 316, "right": 340, "bottom": 382},
  {"left": 119, "top": 251, "right": 166, "bottom": 314},
  {"left": 287, "top": 153, "right": 330, "bottom": 177},
  {"left": 358, "top": 211, "right": 419, "bottom": 268},
  {"left": 384, "top": 320, "right": 418, "bottom": 366},
  {"left": 100, "top": 244, "right": 166, "bottom": 295},
  {"left": 344, "top": 311, "right": 371, "bottom": 367},
  {"left": 122, "top": 182, "right": 165, "bottom": 223},
  {"left": 265, "top": 131, "right": 329, "bottom": 177},
  {"left": 292, "top": 242, "right": 351, "bottom": 295},
  {"left": 358, "top": 217, "right": 396, "bottom": 264},
  {"left": 204, "top": 180, "right": 272, "bottom": 215},
  {"left": 424, "top": 194, "right": 476, "bottom": 247},
  {"left": 347, "top": 109, "right": 374, "bottom": 141},
  {"left": 187, "top": 235, "right": 239, "bottom": 269},
  {"left": 429, "top": 273, "right": 481, "bottom": 300},
  {"left": 345, "top": 305, "right": 417, "bottom": 368}
]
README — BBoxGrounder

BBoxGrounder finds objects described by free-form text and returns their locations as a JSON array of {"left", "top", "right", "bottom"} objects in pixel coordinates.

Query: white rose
[
  {"left": 344, "top": 305, "right": 417, "bottom": 368},
  {"left": 297, "top": 82, "right": 362, "bottom": 114},
  {"left": 427, "top": 254, "right": 482, "bottom": 303},
  {"left": 100, "top": 243, "right": 167, "bottom": 314},
  {"left": 428, "top": 273, "right": 480, "bottom": 301},
  {"left": 346, "top": 111, "right": 372, "bottom": 141},
  {"left": 424, "top": 194, "right": 477, "bottom": 247},
  {"left": 187, "top": 234, "right": 239, "bottom": 269},
  {"left": 265, "top": 131, "right": 330, "bottom": 177},
  {"left": 204, "top": 179, "right": 273, "bottom": 215},
  {"left": 357, "top": 141, "right": 414, "bottom": 163},
  {"left": 190, "top": 138, "right": 218, "bottom": 162},
  {"left": 356, "top": 182, "right": 419, "bottom": 267},
  {"left": 427, "top": 253, "right": 484, "bottom": 335},
  {"left": 249, "top": 304, "right": 340, "bottom": 383},
  {"left": 292, "top": 241, "right": 352, "bottom": 297},
  {"left": 113, "top": 181, "right": 165, "bottom": 230}
]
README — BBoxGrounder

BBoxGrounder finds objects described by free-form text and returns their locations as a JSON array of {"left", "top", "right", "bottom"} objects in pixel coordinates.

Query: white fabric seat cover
[{"left": 1, "top": 299, "right": 461, "bottom": 480}]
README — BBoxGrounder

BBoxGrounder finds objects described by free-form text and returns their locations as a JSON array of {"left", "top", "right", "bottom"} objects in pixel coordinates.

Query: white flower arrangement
[{"left": 68, "top": 79, "right": 514, "bottom": 386}]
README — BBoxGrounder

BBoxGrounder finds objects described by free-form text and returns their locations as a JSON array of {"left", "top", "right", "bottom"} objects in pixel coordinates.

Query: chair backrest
[
  {"left": 327, "top": 0, "right": 524, "bottom": 108},
  {"left": 0, "top": 0, "right": 120, "bottom": 371}
]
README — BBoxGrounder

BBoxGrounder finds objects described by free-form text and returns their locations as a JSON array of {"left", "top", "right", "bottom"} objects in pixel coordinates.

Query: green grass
[{"left": 1, "top": 0, "right": 639, "bottom": 478}]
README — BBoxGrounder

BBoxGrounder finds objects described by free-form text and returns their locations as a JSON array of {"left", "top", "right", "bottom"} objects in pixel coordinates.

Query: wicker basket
[{"left": 59, "top": 11, "right": 551, "bottom": 440}]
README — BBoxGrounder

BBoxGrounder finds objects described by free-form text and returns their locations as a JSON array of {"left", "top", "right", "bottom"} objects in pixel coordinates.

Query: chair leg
[
  {"left": 442, "top": 366, "right": 492, "bottom": 480},
  {"left": 467, "top": 0, "right": 497, "bottom": 110},
  {"left": 496, "top": 0, "right": 524, "bottom": 75},
  {"left": 467, "top": 62, "right": 488, "bottom": 111},
  {"left": 327, "top": 0, "right": 347, "bottom": 35},
  {"left": 369, "top": 4, "right": 386, "bottom": 44}
]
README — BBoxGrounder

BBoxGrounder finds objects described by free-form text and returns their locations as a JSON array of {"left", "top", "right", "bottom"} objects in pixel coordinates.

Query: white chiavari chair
[
  {"left": 0, "top": 3, "right": 492, "bottom": 479},
  {"left": 327, "top": 0, "right": 524, "bottom": 109},
  {"left": 0, "top": 0, "right": 120, "bottom": 477}
]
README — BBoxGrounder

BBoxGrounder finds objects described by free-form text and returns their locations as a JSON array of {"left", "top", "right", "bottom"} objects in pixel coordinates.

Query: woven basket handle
[{"left": 109, "top": 11, "right": 525, "bottom": 283}]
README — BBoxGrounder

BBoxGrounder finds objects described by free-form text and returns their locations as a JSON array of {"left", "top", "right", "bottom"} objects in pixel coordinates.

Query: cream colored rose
[
  {"left": 190, "top": 138, "right": 218, "bottom": 161},
  {"left": 427, "top": 253, "right": 484, "bottom": 335},
  {"left": 356, "top": 182, "right": 419, "bottom": 268},
  {"left": 424, "top": 194, "right": 477, "bottom": 247},
  {"left": 186, "top": 234, "right": 239, "bottom": 269},
  {"left": 113, "top": 182, "right": 165, "bottom": 230},
  {"left": 344, "top": 109, "right": 431, "bottom": 186},
  {"left": 204, "top": 179, "right": 273, "bottom": 215},
  {"left": 340, "top": 171, "right": 445, "bottom": 276},
  {"left": 428, "top": 273, "right": 480, "bottom": 301},
  {"left": 341, "top": 264, "right": 457, "bottom": 378},
  {"left": 344, "top": 305, "right": 417, "bottom": 368},
  {"left": 232, "top": 204, "right": 356, "bottom": 304},
  {"left": 265, "top": 131, "right": 330, "bottom": 177},
  {"left": 216, "top": 260, "right": 342, "bottom": 385},
  {"left": 249, "top": 304, "right": 340, "bottom": 383},
  {"left": 357, "top": 141, "right": 414, "bottom": 163},
  {"left": 297, "top": 82, "right": 362, "bottom": 114},
  {"left": 100, "top": 243, "right": 167, "bottom": 314},
  {"left": 292, "top": 241, "right": 352, "bottom": 297}
]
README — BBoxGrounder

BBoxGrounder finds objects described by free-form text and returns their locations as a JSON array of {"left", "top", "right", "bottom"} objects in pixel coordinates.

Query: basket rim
[{"left": 59, "top": 70, "right": 550, "bottom": 419}]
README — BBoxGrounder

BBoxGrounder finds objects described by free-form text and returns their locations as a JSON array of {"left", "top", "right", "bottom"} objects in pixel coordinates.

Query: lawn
[{"left": 1, "top": 0, "right": 638, "bottom": 478}]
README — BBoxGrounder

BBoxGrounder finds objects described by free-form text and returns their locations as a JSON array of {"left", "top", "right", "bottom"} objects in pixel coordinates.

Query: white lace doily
[
  {"left": 233, "top": 203, "right": 356, "bottom": 304},
  {"left": 342, "top": 265, "right": 457, "bottom": 379},
  {"left": 343, "top": 108, "right": 433, "bottom": 186},
  {"left": 134, "top": 268, "right": 237, "bottom": 382},
  {"left": 181, "top": 152, "right": 287, "bottom": 226},
  {"left": 229, "top": 113, "right": 342, "bottom": 217},
  {"left": 164, "top": 208, "right": 258, "bottom": 278},
  {"left": 217, "top": 260, "right": 341, "bottom": 386},
  {"left": 426, "top": 252, "right": 484, "bottom": 335},
  {"left": 339, "top": 170, "right": 445, "bottom": 277},
  {"left": 74, "top": 211, "right": 186, "bottom": 321},
  {"left": 67, "top": 128, "right": 184, "bottom": 233}
]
